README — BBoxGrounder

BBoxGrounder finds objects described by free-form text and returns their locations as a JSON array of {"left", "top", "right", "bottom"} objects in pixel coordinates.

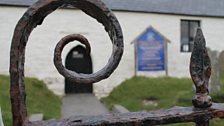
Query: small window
[{"left": 180, "top": 20, "right": 200, "bottom": 52}]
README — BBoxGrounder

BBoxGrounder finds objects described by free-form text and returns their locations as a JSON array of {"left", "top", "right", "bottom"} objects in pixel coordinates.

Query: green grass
[
  {"left": 101, "top": 76, "right": 224, "bottom": 126},
  {"left": 0, "top": 75, "right": 61, "bottom": 126}
]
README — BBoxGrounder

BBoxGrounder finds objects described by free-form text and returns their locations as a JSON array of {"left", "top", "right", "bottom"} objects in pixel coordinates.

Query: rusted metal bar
[
  {"left": 10, "top": 0, "right": 123, "bottom": 126},
  {"left": 27, "top": 103, "right": 224, "bottom": 126},
  {"left": 196, "top": 121, "right": 209, "bottom": 126}
]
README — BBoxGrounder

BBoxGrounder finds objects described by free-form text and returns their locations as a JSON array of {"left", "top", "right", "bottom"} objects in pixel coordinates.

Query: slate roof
[
  {"left": 0, "top": 0, "right": 36, "bottom": 6},
  {"left": 1, "top": 0, "right": 224, "bottom": 18}
]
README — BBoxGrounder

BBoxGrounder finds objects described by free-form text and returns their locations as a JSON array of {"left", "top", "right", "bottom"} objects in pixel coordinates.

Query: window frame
[{"left": 180, "top": 19, "right": 201, "bottom": 52}]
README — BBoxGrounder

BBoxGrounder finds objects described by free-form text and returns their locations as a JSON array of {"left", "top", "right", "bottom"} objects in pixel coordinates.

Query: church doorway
[{"left": 65, "top": 45, "right": 93, "bottom": 94}]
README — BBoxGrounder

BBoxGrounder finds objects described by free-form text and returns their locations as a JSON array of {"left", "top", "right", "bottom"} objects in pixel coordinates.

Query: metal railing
[{"left": 9, "top": 0, "right": 224, "bottom": 126}]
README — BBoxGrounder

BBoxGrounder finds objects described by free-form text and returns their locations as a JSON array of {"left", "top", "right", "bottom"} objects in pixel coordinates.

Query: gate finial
[{"left": 190, "top": 28, "right": 212, "bottom": 108}]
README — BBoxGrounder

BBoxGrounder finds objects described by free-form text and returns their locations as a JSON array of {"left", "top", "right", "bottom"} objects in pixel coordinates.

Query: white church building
[{"left": 0, "top": 0, "right": 224, "bottom": 98}]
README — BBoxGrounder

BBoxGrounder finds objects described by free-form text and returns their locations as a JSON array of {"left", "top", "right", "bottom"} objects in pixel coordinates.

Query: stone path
[{"left": 61, "top": 94, "right": 109, "bottom": 118}]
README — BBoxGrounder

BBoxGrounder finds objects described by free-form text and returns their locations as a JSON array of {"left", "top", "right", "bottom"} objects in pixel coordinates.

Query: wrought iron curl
[
  {"left": 10, "top": 0, "right": 123, "bottom": 125},
  {"left": 54, "top": 34, "right": 92, "bottom": 83}
]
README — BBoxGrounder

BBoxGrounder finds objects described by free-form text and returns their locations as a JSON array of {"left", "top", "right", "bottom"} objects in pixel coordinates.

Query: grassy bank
[
  {"left": 101, "top": 76, "right": 224, "bottom": 126},
  {"left": 0, "top": 75, "right": 61, "bottom": 126}
]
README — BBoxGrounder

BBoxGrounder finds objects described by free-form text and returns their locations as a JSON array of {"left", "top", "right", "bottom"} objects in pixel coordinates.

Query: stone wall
[
  {"left": 0, "top": 107, "right": 4, "bottom": 126},
  {"left": 207, "top": 48, "right": 221, "bottom": 93},
  {"left": 219, "top": 51, "right": 224, "bottom": 75}
]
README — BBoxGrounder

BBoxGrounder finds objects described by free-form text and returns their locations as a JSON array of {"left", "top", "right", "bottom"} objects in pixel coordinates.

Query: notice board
[{"left": 135, "top": 26, "right": 168, "bottom": 74}]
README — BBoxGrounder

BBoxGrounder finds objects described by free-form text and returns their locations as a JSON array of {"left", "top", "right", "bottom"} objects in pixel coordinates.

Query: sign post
[{"left": 134, "top": 26, "right": 169, "bottom": 76}]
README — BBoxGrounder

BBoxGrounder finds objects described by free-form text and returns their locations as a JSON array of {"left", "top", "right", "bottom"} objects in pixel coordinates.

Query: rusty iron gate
[{"left": 9, "top": 0, "right": 224, "bottom": 126}]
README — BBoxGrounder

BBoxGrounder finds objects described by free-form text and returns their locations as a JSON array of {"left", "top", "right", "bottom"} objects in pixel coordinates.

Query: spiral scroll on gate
[{"left": 10, "top": 0, "right": 123, "bottom": 126}]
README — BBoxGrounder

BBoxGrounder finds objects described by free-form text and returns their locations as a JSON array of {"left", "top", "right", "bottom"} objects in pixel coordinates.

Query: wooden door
[{"left": 65, "top": 45, "right": 93, "bottom": 94}]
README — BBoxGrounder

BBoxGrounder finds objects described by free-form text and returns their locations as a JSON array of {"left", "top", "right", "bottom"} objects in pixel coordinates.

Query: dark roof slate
[
  {"left": 1, "top": 0, "right": 224, "bottom": 17},
  {"left": 0, "top": 0, "right": 36, "bottom": 6}
]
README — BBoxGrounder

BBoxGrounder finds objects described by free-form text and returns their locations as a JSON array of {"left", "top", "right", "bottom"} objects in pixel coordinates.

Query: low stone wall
[{"left": 0, "top": 107, "right": 4, "bottom": 126}]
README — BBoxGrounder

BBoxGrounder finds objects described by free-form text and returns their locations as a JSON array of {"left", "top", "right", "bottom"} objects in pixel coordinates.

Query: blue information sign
[{"left": 136, "top": 27, "right": 165, "bottom": 71}]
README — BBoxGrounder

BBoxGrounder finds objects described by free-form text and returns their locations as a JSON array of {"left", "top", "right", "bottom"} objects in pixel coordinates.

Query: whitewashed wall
[{"left": 0, "top": 6, "right": 224, "bottom": 98}]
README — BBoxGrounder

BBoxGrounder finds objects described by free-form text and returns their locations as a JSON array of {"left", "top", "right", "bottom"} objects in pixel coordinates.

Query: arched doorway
[{"left": 65, "top": 45, "right": 93, "bottom": 94}]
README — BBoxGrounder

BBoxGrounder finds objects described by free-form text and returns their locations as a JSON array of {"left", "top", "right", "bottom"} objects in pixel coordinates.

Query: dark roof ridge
[{"left": 0, "top": 0, "right": 224, "bottom": 18}]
